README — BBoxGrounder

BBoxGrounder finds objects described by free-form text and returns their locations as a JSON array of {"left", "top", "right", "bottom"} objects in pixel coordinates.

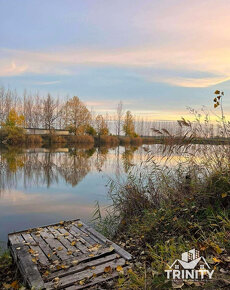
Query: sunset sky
[{"left": 1, "top": 0, "right": 230, "bottom": 120}]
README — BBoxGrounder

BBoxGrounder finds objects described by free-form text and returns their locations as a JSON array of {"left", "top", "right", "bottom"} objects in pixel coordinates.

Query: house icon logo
[{"left": 165, "top": 248, "right": 214, "bottom": 281}]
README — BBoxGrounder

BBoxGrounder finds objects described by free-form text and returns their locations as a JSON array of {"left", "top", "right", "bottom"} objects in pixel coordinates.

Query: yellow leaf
[
  {"left": 128, "top": 268, "right": 133, "bottom": 274},
  {"left": 3, "top": 283, "right": 11, "bottom": 289},
  {"left": 44, "top": 271, "right": 50, "bottom": 276},
  {"left": 116, "top": 265, "right": 124, "bottom": 272},
  {"left": 109, "top": 246, "right": 114, "bottom": 252},
  {"left": 213, "top": 257, "right": 221, "bottom": 263},
  {"left": 91, "top": 266, "right": 96, "bottom": 270},
  {"left": 89, "top": 253, "right": 94, "bottom": 257},
  {"left": 28, "top": 249, "right": 35, "bottom": 254},
  {"left": 72, "top": 260, "right": 78, "bottom": 265},
  {"left": 10, "top": 281, "right": 19, "bottom": 289},
  {"left": 57, "top": 247, "right": 63, "bottom": 251},
  {"left": 59, "top": 221, "right": 64, "bottom": 225},
  {"left": 79, "top": 280, "right": 85, "bottom": 285},
  {"left": 92, "top": 273, "right": 97, "bottom": 278},
  {"left": 67, "top": 250, "right": 73, "bottom": 255},
  {"left": 104, "top": 265, "right": 112, "bottom": 273},
  {"left": 47, "top": 253, "right": 51, "bottom": 258},
  {"left": 71, "top": 241, "right": 76, "bottom": 246},
  {"left": 32, "top": 258, "right": 37, "bottom": 264},
  {"left": 222, "top": 193, "right": 227, "bottom": 198},
  {"left": 64, "top": 233, "right": 69, "bottom": 236},
  {"left": 77, "top": 223, "right": 83, "bottom": 227}
]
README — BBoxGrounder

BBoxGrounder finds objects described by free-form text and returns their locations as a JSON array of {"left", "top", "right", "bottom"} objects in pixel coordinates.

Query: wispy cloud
[{"left": 1, "top": 46, "right": 230, "bottom": 88}]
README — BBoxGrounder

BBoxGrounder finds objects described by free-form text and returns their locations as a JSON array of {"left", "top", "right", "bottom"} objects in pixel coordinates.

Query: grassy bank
[
  {"left": 94, "top": 107, "right": 230, "bottom": 289},
  {"left": 94, "top": 150, "right": 230, "bottom": 289}
]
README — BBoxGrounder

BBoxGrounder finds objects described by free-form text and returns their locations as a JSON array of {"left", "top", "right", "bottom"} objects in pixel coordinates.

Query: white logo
[{"left": 165, "top": 249, "right": 214, "bottom": 281}]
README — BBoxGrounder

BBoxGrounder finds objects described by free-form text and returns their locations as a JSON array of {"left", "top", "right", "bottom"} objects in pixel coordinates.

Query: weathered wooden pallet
[{"left": 8, "top": 219, "right": 132, "bottom": 289}]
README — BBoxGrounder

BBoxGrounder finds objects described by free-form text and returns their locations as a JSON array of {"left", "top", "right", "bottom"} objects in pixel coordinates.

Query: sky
[{"left": 1, "top": 0, "right": 230, "bottom": 120}]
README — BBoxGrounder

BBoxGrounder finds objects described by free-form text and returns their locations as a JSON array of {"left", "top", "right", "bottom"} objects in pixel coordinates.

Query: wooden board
[{"left": 8, "top": 219, "right": 132, "bottom": 289}]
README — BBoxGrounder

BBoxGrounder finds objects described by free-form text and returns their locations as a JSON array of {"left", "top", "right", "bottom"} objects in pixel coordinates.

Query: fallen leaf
[
  {"left": 116, "top": 265, "right": 124, "bottom": 272},
  {"left": 79, "top": 280, "right": 85, "bottom": 285},
  {"left": 57, "top": 247, "right": 63, "bottom": 251},
  {"left": 2, "top": 284, "right": 11, "bottom": 289},
  {"left": 109, "top": 246, "right": 114, "bottom": 252},
  {"left": 32, "top": 258, "right": 37, "bottom": 264},
  {"left": 59, "top": 221, "right": 64, "bottom": 225},
  {"left": 43, "top": 271, "right": 50, "bottom": 276},
  {"left": 72, "top": 260, "right": 78, "bottom": 265},
  {"left": 213, "top": 257, "right": 221, "bottom": 263},
  {"left": 71, "top": 241, "right": 76, "bottom": 246},
  {"left": 222, "top": 193, "right": 227, "bottom": 198},
  {"left": 16, "top": 247, "right": 21, "bottom": 250},
  {"left": 91, "top": 266, "right": 96, "bottom": 270},
  {"left": 11, "top": 281, "right": 19, "bottom": 289},
  {"left": 67, "top": 250, "right": 73, "bottom": 255},
  {"left": 77, "top": 223, "right": 83, "bottom": 227},
  {"left": 104, "top": 265, "right": 112, "bottom": 273},
  {"left": 92, "top": 273, "right": 97, "bottom": 278}
]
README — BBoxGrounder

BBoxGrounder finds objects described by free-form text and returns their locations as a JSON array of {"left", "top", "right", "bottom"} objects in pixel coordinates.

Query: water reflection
[
  {"left": 0, "top": 143, "right": 217, "bottom": 245},
  {"left": 0, "top": 144, "right": 146, "bottom": 244}
]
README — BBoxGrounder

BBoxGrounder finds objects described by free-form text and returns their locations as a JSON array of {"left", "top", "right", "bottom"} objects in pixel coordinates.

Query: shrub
[
  {"left": 130, "top": 137, "right": 142, "bottom": 146},
  {"left": 26, "top": 134, "right": 43, "bottom": 145},
  {"left": 68, "top": 135, "right": 94, "bottom": 144},
  {"left": 0, "top": 127, "right": 25, "bottom": 145},
  {"left": 119, "top": 136, "right": 131, "bottom": 145},
  {"left": 98, "top": 135, "right": 119, "bottom": 146}
]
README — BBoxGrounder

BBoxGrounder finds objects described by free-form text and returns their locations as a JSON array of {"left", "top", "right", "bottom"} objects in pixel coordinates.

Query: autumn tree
[
  {"left": 95, "top": 115, "right": 109, "bottom": 136},
  {"left": 63, "top": 96, "right": 91, "bottom": 135},
  {"left": 123, "top": 110, "right": 136, "bottom": 137},
  {"left": 0, "top": 109, "right": 25, "bottom": 144}
]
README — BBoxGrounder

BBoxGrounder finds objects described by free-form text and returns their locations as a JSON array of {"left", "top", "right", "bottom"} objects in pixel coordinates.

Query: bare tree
[
  {"left": 116, "top": 101, "right": 123, "bottom": 136},
  {"left": 42, "top": 94, "right": 60, "bottom": 131}
]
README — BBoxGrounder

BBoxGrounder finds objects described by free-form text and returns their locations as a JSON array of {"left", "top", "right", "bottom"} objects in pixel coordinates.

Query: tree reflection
[
  {"left": 0, "top": 145, "right": 142, "bottom": 196},
  {"left": 0, "top": 145, "right": 109, "bottom": 193}
]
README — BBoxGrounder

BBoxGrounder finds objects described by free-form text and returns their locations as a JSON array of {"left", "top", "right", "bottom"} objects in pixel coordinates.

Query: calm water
[{"left": 0, "top": 145, "right": 151, "bottom": 247}]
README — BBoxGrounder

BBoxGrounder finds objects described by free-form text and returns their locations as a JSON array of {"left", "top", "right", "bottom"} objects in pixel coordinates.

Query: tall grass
[{"left": 95, "top": 92, "right": 230, "bottom": 288}]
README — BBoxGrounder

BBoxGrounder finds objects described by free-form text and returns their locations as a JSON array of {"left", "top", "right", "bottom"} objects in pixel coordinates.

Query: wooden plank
[
  {"left": 66, "top": 266, "right": 130, "bottom": 289},
  {"left": 71, "top": 224, "right": 99, "bottom": 246},
  {"left": 66, "top": 225, "right": 91, "bottom": 254},
  {"left": 47, "top": 253, "right": 119, "bottom": 281},
  {"left": 39, "top": 227, "right": 69, "bottom": 261},
  {"left": 48, "top": 226, "right": 78, "bottom": 255},
  {"left": 8, "top": 219, "right": 80, "bottom": 236},
  {"left": 8, "top": 233, "right": 25, "bottom": 244},
  {"left": 10, "top": 243, "right": 45, "bottom": 289},
  {"left": 45, "top": 258, "right": 126, "bottom": 289},
  {"left": 8, "top": 219, "right": 132, "bottom": 289},
  {"left": 49, "top": 246, "right": 116, "bottom": 276},
  {"left": 21, "top": 233, "right": 49, "bottom": 266},
  {"left": 80, "top": 221, "right": 132, "bottom": 260},
  {"left": 31, "top": 232, "right": 59, "bottom": 262}
]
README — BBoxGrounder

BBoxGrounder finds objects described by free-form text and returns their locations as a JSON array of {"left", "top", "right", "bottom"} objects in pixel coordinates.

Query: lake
[
  {"left": 0, "top": 142, "right": 214, "bottom": 248},
  {"left": 0, "top": 144, "right": 154, "bottom": 247}
]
